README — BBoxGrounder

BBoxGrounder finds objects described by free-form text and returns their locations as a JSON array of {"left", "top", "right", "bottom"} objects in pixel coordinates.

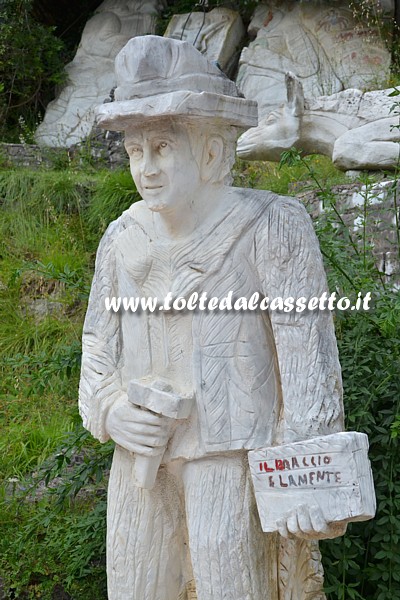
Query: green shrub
[
  {"left": 276, "top": 150, "right": 400, "bottom": 600},
  {"left": 0, "top": 0, "right": 67, "bottom": 142}
]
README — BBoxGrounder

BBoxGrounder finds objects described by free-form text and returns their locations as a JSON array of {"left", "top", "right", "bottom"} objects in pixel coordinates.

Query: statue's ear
[
  {"left": 286, "top": 72, "right": 304, "bottom": 117},
  {"left": 201, "top": 135, "right": 224, "bottom": 183}
]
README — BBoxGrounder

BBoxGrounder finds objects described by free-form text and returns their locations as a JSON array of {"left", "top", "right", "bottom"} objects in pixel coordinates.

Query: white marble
[
  {"left": 237, "top": 2, "right": 391, "bottom": 118},
  {"left": 79, "top": 35, "right": 367, "bottom": 600},
  {"left": 128, "top": 378, "right": 195, "bottom": 488},
  {"left": 249, "top": 432, "right": 376, "bottom": 535},
  {"left": 95, "top": 35, "right": 257, "bottom": 131},
  {"left": 237, "top": 72, "right": 400, "bottom": 171},
  {"left": 164, "top": 7, "right": 244, "bottom": 72},
  {"left": 35, "top": 0, "right": 164, "bottom": 148}
]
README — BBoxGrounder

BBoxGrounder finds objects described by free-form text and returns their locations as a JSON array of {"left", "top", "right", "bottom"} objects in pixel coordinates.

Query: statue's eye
[
  {"left": 128, "top": 145, "right": 143, "bottom": 158},
  {"left": 158, "top": 141, "right": 169, "bottom": 152}
]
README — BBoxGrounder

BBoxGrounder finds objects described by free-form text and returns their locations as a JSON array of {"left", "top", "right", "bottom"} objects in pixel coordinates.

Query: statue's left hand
[{"left": 276, "top": 504, "right": 347, "bottom": 540}]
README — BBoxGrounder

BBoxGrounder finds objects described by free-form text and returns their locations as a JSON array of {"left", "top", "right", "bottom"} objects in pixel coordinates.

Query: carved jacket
[{"left": 79, "top": 187, "right": 344, "bottom": 452}]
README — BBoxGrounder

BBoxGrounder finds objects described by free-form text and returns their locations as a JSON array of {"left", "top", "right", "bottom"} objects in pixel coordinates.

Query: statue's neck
[{"left": 153, "top": 185, "right": 227, "bottom": 241}]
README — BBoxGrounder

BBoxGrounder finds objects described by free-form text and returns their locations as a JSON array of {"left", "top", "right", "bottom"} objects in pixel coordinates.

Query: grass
[
  {"left": 234, "top": 154, "right": 349, "bottom": 195},
  {"left": 0, "top": 168, "right": 132, "bottom": 485},
  {"left": 0, "top": 165, "right": 121, "bottom": 598}
]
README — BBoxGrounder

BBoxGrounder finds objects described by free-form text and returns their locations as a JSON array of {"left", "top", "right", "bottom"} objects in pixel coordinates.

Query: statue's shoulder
[
  {"left": 100, "top": 200, "right": 150, "bottom": 245},
  {"left": 233, "top": 187, "right": 309, "bottom": 223}
]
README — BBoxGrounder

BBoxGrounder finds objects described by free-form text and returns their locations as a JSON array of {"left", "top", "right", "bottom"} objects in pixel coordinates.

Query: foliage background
[{"left": 0, "top": 0, "right": 68, "bottom": 142}]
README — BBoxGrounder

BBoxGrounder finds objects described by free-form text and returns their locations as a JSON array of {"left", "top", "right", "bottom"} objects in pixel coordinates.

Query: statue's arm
[
  {"left": 79, "top": 221, "right": 124, "bottom": 443},
  {"left": 256, "top": 196, "right": 344, "bottom": 443},
  {"left": 78, "top": 217, "right": 171, "bottom": 454}
]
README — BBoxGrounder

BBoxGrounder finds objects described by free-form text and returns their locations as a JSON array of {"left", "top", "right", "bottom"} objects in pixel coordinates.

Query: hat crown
[
  {"left": 114, "top": 35, "right": 240, "bottom": 101},
  {"left": 95, "top": 35, "right": 258, "bottom": 130}
]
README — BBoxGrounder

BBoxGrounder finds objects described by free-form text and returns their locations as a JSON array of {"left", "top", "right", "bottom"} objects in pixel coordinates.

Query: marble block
[
  {"left": 249, "top": 432, "right": 376, "bottom": 534},
  {"left": 164, "top": 7, "right": 244, "bottom": 72},
  {"left": 128, "top": 378, "right": 194, "bottom": 419},
  {"left": 237, "top": 1, "right": 391, "bottom": 117}
]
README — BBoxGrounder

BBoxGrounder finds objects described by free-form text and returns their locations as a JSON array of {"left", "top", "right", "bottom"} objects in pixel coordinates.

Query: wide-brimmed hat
[{"left": 95, "top": 35, "right": 257, "bottom": 130}]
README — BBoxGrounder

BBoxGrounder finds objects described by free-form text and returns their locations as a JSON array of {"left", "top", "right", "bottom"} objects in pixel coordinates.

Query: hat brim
[{"left": 95, "top": 90, "right": 258, "bottom": 131}]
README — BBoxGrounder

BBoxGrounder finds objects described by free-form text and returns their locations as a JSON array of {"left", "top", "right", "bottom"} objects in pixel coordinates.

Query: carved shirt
[{"left": 79, "top": 188, "right": 344, "bottom": 456}]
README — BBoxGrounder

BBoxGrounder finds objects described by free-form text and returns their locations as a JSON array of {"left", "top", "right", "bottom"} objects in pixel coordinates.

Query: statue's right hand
[{"left": 105, "top": 394, "right": 172, "bottom": 457}]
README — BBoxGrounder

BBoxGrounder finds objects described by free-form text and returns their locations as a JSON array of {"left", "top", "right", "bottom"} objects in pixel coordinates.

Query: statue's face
[{"left": 125, "top": 122, "right": 203, "bottom": 213}]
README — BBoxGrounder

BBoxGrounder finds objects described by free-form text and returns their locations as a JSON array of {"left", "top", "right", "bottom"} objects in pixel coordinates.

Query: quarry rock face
[
  {"left": 164, "top": 7, "right": 245, "bottom": 74},
  {"left": 237, "top": 2, "right": 391, "bottom": 118},
  {"left": 35, "top": 0, "right": 164, "bottom": 148}
]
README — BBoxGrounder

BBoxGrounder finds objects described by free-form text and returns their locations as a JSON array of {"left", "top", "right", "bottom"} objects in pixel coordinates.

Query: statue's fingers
[
  {"left": 112, "top": 419, "right": 169, "bottom": 440},
  {"left": 286, "top": 511, "right": 300, "bottom": 535},
  {"left": 126, "top": 432, "right": 168, "bottom": 448},
  {"left": 296, "top": 505, "right": 313, "bottom": 535},
  {"left": 129, "top": 406, "right": 166, "bottom": 426},
  {"left": 122, "top": 441, "right": 164, "bottom": 457},
  {"left": 276, "top": 517, "right": 290, "bottom": 538},
  {"left": 121, "top": 420, "right": 166, "bottom": 435},
  {"left": 310, "top": 506, "right": 329, "bottom": 535}
]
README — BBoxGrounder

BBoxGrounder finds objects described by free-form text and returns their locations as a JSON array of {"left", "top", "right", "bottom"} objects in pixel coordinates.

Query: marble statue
[
  {"left": 79, "top": 35, "right": 354, "bottom": 600},
  {"left": 236, "top": 1, "right": 391, "bottom": 118},
  {"left": 35, "top": 0, "right": 165, "bottom": 148},
  {"left": 237, "top": 72, "right": 400, "bottom": 171},
  {"left": 164, "top": 7, "right": 244, "bottom": 73}
]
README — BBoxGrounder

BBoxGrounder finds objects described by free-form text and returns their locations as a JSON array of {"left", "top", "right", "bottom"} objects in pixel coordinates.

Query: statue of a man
[{"left": 79, "top": 35, "right": 345, "bottom": 600}]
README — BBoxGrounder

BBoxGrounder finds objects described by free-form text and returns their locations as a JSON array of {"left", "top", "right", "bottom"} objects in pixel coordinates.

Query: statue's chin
[{"left": 144, "top": 198, "right": 167, "bottom": 213}]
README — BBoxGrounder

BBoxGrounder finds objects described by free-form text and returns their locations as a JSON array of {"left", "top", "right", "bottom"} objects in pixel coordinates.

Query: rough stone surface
[
  {"left": 0, "top": 143, "right": 48, "bottom": 168},
  {"left": 0, "top": 133, "right": 128, "bottom": 170},
  {"left": 77, "top": 35, "right": 367, "bottom": 600},
  {"left": 237, "top": 73, "right": 400, "bottom": 171},
  {"left": 35, "top": 0, "right": 164, "bottom": 148},
  {"left": 23, "top": 299, "right": 65, "bottom": 320},
  {"left": 164, "top": 7, "right": 245, "bottom": 74},
  {"left": 69, "top": 127, "right": 128, "bottom": 169},
  {"left": 237, "top": 1, "right": 391, "bottom": 118}
]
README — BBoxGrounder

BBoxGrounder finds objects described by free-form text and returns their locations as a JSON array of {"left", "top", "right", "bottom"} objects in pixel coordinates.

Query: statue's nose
[{"left": 142, "top": 149, "right": 160, "bottom": 177}]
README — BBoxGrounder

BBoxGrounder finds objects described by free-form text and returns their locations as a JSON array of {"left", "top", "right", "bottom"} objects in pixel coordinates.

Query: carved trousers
[{"left": 106, "top": 446, "right": 276, "bottom": 600}]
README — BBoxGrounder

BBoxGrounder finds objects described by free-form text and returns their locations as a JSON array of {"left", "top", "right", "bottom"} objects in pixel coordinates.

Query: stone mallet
[{"left": 128, "top": 379, "right": 194, "bottom": 489}]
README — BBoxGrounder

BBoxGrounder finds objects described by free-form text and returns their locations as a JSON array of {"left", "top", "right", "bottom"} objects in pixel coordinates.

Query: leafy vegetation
[
  {"left": 0, "top": 164, "right": 141, "bottom": 599},
  {"left": 275, "top": 151, "right": 400, "bottom": 600},
  {"left": 0, "top": 0, "right": 68, "bottom": 142}
]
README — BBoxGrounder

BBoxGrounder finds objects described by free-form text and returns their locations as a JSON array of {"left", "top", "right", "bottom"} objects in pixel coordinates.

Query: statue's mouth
[{"left": 236, "top": 142, "right": 256, "bottom": 158}]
